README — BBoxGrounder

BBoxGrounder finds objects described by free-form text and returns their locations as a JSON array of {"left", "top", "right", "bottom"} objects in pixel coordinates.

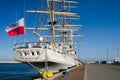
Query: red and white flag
[{"left": 6, "top": 18, "right": 25, "bottom": 36}]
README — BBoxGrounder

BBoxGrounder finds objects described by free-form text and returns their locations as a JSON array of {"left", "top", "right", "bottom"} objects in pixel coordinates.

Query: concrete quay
[{"left": 84, "top": 64, "right": 120, "bottom": 80}]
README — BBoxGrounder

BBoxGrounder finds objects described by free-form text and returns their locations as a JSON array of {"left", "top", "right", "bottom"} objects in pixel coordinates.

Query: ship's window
[
  {"left": 24, "top": 52, "right": 26, "bottom": 56},
  {"left": 58, "top": 44, "right": 61, "bottom": 46},
  {"left": 37, "top": 51, "right": 40, "bottom": 55},
  {"left": 48, "top": 47, "right": 51, "bottom": 50},
  {"left": 19, "top": 52, "right": 22, "bottom": 56},
  {"left": 75, "top": 51, "right": 76, "bottom": 54},
  {"left": 32, "top": 52, "right": 34, "bottom": 55}
]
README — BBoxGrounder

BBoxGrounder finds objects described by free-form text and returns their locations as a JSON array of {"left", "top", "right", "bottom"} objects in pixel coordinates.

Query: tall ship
[{"left": 6, "top": 0, "right": 83, "bottom": 73}]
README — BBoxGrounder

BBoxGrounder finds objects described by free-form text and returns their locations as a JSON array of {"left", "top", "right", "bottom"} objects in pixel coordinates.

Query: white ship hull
[{"left": 14, "top": 46, "right": 80, "bottom": 72}]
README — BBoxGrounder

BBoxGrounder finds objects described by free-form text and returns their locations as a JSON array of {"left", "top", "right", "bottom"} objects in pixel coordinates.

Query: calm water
[{"left": 0, "top": 63, "right": 38, "bottom": 80}]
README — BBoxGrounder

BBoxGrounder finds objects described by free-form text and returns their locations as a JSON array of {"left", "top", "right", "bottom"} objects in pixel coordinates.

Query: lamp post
[
  {"left": 107, "top": 50, "right": 108, "bottom": 61},
  {"left": 116, "top": 48, "right": 119, "bottom": 57}
]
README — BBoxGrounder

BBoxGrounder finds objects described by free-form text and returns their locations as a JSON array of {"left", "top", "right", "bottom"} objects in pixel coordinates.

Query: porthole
[
  {"left": 37, "top": 51, "right": 40, "bottom": 55},
  {"left": 32, "top": 52, "right": 34, "bottom": 55},
  {"left": 19, "top": 52, "right": 22, "bottom": 56},
  {"left": 24, "top": 52, "right": 26, "bottom": 56}
]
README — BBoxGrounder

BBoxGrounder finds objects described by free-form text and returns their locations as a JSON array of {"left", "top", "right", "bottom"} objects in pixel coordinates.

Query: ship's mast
[
  {"left": 47, "top": 0, "right": 56, "bottom": 44},
  {"left": 62, "top": 0, "right": 66, "bottom": 45},
  {"left": 26, "top": 0, "right": 81, "bottom": 45},
  {"left": 68, "top": 2, "right": 72, "bottom": 46},
  {"left": 51, "top": 0, "right": 56, "bottom": 44}
]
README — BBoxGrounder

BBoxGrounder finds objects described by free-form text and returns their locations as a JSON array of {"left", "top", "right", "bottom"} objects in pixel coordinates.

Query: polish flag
[{"left": 6, "top": 18, "right": 25, "bottom": 36}]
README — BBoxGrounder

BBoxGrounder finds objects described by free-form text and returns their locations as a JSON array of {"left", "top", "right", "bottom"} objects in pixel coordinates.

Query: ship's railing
[
  {"left": 14, "top": 42, "right": 44, "bottom": 49},
  {"left": 14, "top": 42, "right": 76, "bottom": 55}
]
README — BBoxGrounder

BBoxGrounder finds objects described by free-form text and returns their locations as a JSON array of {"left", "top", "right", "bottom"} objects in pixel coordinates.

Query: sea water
[{"left": 0, "top": 63, "right": 38, "bottom": 80}]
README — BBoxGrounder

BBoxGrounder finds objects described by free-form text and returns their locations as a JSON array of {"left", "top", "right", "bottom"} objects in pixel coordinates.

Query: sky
[{"left": 0, "top": 0, "right": 120, "bottom": 62}]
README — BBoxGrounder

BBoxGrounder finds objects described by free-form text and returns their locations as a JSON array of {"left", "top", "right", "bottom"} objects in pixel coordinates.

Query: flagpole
[
  {"left": 14, "top": 9, "right": 18, "bottom": 46},
  {"left": 23, "top": 0, "right": 28, "bottom": 47}
]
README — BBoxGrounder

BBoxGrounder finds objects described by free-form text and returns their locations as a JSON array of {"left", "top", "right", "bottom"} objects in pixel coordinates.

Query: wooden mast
[
  {"left": 62, "top": 0, "right": 66, "bottom": 45},
  {"left": 51, "top": 0, "right": 56, "bottom": 44},
  {"left": 26, "top": 0, "right": 81, "bottom": 45}
]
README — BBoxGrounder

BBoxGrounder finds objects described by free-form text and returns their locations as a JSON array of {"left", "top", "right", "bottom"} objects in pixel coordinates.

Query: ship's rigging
[{"left": 24, "top": 0, "right": 82, "bottom": 48}]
